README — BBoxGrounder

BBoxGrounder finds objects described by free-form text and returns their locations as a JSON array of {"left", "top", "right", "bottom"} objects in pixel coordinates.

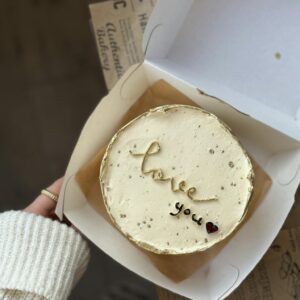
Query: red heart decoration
[{"left": 206, "top": 222, "right": 218, "bottom": 234}]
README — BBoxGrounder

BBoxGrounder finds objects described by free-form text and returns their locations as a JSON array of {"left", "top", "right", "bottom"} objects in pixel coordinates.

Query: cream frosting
[{"left": 100, "top": 105, "right": 254, "bottom": 254}]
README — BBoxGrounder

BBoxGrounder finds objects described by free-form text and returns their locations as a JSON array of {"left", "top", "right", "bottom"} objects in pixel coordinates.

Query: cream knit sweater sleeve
[{"left": 0, "top": 211, "right": 90, "bottom": 300}]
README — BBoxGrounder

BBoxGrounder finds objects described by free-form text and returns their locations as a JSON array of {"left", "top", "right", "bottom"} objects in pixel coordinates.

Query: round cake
[{"left": 100, "top": 105, "right": 254, "bottom": 254}]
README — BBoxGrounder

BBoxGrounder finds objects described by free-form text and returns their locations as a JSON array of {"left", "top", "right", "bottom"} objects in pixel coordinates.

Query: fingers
[{"left": 24, "top": 177, "right": 64, "bottom": 218}]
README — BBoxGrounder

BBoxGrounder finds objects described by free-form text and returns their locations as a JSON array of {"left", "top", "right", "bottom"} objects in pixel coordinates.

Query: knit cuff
[
  {"left": 0, "top": 211, "right": 90, "bottom": 300},
  {"left": 0, "top": 289, "right": 45, "bottom": 300}
]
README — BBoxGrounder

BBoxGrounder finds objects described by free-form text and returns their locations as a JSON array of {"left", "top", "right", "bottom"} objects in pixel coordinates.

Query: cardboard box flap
[
  {"left": 143, "top": 0, "right": 300, "bottom": 141},
  {"left": 55, "top": 65, "right": 300, "bottom": 298}
]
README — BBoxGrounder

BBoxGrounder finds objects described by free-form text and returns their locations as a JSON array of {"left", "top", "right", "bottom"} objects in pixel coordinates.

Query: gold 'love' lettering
[{"left": 130, "top": 141, "right": 218, "bottom": 202}]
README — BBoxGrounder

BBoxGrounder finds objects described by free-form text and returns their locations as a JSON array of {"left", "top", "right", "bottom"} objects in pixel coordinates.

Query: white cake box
[{"left": 56, "top": 0, "right": 300, "bottom": 298}]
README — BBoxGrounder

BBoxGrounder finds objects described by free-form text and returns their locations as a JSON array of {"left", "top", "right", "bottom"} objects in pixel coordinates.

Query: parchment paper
[
  {"left": 75, "top": 79, "right": 272, "bottom": 282},
  {"left": 89, "top": 0, "right": 156, "bottom": 90}
]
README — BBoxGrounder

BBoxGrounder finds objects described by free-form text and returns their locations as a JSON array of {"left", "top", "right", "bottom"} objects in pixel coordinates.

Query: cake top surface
[{"left": 100, "top": 105, "right": 254, "bottom": 254}]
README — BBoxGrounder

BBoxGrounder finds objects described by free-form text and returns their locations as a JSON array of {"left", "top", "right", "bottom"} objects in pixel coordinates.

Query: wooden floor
[{"left": 0, "top": 0, "right": 156, "bottom": 299}]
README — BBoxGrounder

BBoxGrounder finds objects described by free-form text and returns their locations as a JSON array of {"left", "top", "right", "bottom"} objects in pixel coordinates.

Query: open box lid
[{"left": 143, "top": 0, "right": 300, "bottom": 141}]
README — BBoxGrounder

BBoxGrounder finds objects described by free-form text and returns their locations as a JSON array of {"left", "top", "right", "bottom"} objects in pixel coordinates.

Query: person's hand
[{"left": 24, "top": 178, "right": 63, "bottom": 219}]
